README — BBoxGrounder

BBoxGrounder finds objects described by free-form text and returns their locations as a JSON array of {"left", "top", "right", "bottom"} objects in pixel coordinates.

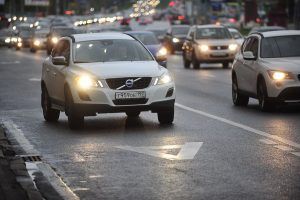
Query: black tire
[
  {"left": 222, "top": 62, "right": 230, "bottom": 69},
  {"left": 192, "top": 52, "right": 200, "bottom": 69},
  {"left": 232, "top": 75, "right": 249, "bottom": 106},
  {"left": 65, "top": 87, "right": 84, "bottom": 130},
  {"left": 257, "top": 78, "right": 276, "bottom": 112},
  {"left": 158, "top": 106, "right": 174, "bottom": 125},
  {"left": 30, "top": 48, "right": 36, "bottom": 53},
  {"left": 15, "top": 47, "right": 20, "bottom": 51},
  {"left": 41, "top": 87, "right": 60, "bottom": 122},
  {"left": 126, "top": 111, "right": 141, "bottom": 118},
  {"left": 183, "top": 52, "right": 191, "bottom": 69}
]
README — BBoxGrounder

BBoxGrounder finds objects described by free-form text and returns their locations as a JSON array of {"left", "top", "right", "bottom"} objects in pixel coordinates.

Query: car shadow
[{"left": 235, "top": 103, "right": 300, "bottom": 115}]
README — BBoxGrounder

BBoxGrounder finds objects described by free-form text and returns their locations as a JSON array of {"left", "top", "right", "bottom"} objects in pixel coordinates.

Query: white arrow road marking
[
  {"left": 116, "top": 142, "right": 203, "bottom": 161},
  {"left": 29, "top": 78, "right": 41, "bottom": 82}
]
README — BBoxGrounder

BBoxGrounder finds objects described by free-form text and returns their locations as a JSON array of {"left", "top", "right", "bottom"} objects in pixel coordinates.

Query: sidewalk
[{"left": 0, "top": 127, "right": 42, "bottom": 200}]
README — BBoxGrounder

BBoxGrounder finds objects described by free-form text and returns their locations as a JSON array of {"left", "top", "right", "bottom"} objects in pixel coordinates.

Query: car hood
[
  {"left": 145, "top": 44, "right": 161, "bottom": 56},
  {"left": 73, "top": 61, "right": 164, "bottom": 79},
  {"left": 195, "top": 39, "right": 236, "bottom": 45},
  {"left": 261, "top": 57, "right": 300, "bottom": 72}
]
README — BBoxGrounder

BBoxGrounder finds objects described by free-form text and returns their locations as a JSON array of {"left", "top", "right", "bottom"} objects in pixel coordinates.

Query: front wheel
[
  {"left": 42, "top": 87, "right": 60, "bottom": 122},
  {"left": 65, "top": 87, "right": 84, "bottom": 130},
  {"left": 192, "top": 52, "right": 200, "bottom": 69},
  {"left": 257, "top": 79, "right": 276, "bottom": 112},
  {"left": 158, "top": 106, "right": 174, "bottom": 125},
  {"left": 232, "top": 76, "right": 249, "bottom": 106}
]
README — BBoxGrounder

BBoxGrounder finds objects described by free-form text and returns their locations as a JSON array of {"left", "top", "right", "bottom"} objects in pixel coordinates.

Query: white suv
[
  {"left": 232, "top": 30, "right": 300, "bottom": 111},
  {"left": 41, "top": 33, "right": 175, "bottom": 129}
]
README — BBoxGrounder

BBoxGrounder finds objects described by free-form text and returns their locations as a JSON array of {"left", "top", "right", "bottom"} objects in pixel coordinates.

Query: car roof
[
  {"left": 71, "top": 32, "right": 135, "bottom": 42},
  {"left": 252, "top": 30, "right": 300, "bottom": 37},
  {"left": 171, "top": 25, "right": 190, "bottom": 28},
  {"left": 193, "top": 24, "right": 227, "bottom": 29},
  {"left": 125, "top": 31, "right": 154, "bottom": 35}
]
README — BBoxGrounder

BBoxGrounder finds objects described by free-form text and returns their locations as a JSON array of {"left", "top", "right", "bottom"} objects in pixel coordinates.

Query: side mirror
[
  {"left": 243, "top": 51, "right": 256, "bottom": 60},
  {"left": 52, "top": 56, "right": 67, "bottom": 65}
]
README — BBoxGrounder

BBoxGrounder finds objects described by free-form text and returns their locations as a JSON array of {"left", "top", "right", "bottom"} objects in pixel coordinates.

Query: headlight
[
  {"left": 268, "top": 71, "right": 293, "bottom": 81},
  {"left": 199, "top": 45, "right": 209, "bottom": 52},
  {"left": 5, "top": 38, "right": 11, "bottom": 43},
  {"left": 34, "top": 40, "right": 41, "bottom": 46},
  {"left": 76, "top": 75, "right": 103, "bottom": 89},
  {"left": 17, "top": 37, "right": 22, "bottom": 42},
  {"left": 52, "top": 37, "right": 58, "bottom": 44},
  {"left": 229, "top": 44, "right": 238, "bottom": 51},
  {"left": 172, "top": 38, "right": 180, "bottom": 43},
  {"left": 154, "top": 72, "right": 172, "bottom": 85},
  {"left": 17, "top": 42, "right": 22, "bottom": 47},
  {"left": 156, "top": 47, "right": 168, "bottom": 58}
]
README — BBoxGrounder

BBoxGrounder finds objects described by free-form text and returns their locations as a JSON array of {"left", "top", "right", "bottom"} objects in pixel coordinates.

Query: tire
[
  {"left": 232, "top": 75, "right": 249, "bottom": 106},
  {"left": 222, "top": 62, "right": 230, "bottom": 69},
  {"left": 158, "top": 106, "right": 174, "bottom": 125},
  {"left": 257, "top": 79, "right": 276, "bottom": 112},
  {"left": 41, "top": 87, "right": 60, "bottom": 122},
  {"left": 47, "top": 49, "right": 51, "bottom": 55},
  {"left": 192, "top": 52, "right": 200, "bottom": 69},
  {"left": 183, "top": 52, "right": 191, "bottom": 69},
  {"left": 30, "top": 48, "right": 36, "bottom": 53},
  {"left": 65, "top": 87, "right": 84, "bottom": 130},
  {"left": 126, "top": 111, "right": 141, "bottom": 118},
  {"left": 15, "top": 47, "right": 20, "bottom": 51}
]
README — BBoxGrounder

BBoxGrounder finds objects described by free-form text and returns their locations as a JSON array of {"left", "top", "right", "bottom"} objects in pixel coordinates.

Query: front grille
[
  {"left": 278, "top": 87, "right": 300, "bottom": 101},
  {"left": 106, "top": 77, "right": 152, "bottom": 90},
  {"left": 210, "top": 46, "right": 228, "bottom": 50},
  {"left": 113, "top": 99, "right": 148, "bottom": 105}
]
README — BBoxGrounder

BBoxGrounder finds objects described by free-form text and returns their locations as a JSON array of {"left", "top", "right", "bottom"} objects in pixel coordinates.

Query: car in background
[
  {"left": 232, "top": 30, "right": 300, "bottom": 111},
  {"left": 182, "top": 25, "right": 238, "bottom": 69},
  {"left": 41, "top": 33, "right": 175, "bottom": 129},
  {"left": 139, "top": 16, "right": 153, "bottom": 25},
  {"left": 164, "top": 25, "right": 190, "bottom": 54},
  {"left": 30, "top": 29, "right": 48, "bottom": 52},
  {"left": 126, "top": 31, "right": 168, "bottom": 67},
  {"left": 228, "top": 28, "right": 244, "bottom": 46},
  {"left": 46, "top": 27, "right": 78, "bottom": 55},
  {"left": 249, "top": 26, "right": 285, "bottom": 34},
  {"left": 146, "top": 28, "right": 167, "bottom": 43},
  {"left": 16, "top": 29, "right": 34, "bottom": 50},
  {"left": 0, "top": 29, "right": 11, "bottom": 47}
]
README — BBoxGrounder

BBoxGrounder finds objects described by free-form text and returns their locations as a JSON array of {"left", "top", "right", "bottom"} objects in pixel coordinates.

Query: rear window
[
  {"left": 261, "top": 35, "right": 300, "bottom": 58},
  {"left": 196, "top": 28, "right": 232, "bottom": 39}
]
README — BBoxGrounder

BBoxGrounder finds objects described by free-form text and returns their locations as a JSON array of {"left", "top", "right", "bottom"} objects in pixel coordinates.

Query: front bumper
[
  {"left": 195, "top": 49, "right": 236, "bottom": 62},
  {"left": 74, "top": 99, "right": 175, "bottom": 115},
  {"left": 69, "top": 81, "right": 175, "bottom": 115}
]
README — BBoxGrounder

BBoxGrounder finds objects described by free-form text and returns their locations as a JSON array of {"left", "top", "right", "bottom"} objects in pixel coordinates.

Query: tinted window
[
  {"left": 172, "top": 27, "right": 190, "bottom": 35},
  {"left": 196, "top": 28, "right": 232, "bottom": 39},
  {"left": 130, "top": 33, "right": 159, "bottom": 45},
  {"left": 74, "top": 40, "right": 154, "bottom": 63},
  {"left": 261, "top": 36, "right": 300, "bottom": 58}
]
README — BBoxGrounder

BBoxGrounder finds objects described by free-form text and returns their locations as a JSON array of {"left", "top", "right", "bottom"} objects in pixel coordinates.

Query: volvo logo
[
  {"left": 217, "top": 46, "right": 221, "bottom": 50},
  {"left": 125, "top": 79, "right": 134, "bottom": 88}
]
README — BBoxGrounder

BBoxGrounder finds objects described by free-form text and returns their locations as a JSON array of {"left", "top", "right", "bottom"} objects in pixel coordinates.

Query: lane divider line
[{"left": 175, "top": 103, "right": 300, "bottom": 150}]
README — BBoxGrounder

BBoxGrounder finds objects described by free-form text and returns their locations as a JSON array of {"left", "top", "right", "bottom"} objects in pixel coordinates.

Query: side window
[
  {"left": 243, "top": 38, "right": 253, "bottom": 52},
  {"left": 250, "top": 38, "right": 259, "bottom": 58},
  {"left": 52, "top": 40, "right": 70, "bottom": 61}
]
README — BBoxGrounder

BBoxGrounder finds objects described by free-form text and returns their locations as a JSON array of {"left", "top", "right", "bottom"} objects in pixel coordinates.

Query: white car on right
[{"left": 232, "top": 30, "right": 300, "bottom": 111}]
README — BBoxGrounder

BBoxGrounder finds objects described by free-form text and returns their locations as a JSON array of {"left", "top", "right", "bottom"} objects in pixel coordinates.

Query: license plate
[
  {"left": 115, "top": 91, "right": 146, "bottom": 99},
  {"left": 211, "top": 52, "right": 227, "bottom": 57}
]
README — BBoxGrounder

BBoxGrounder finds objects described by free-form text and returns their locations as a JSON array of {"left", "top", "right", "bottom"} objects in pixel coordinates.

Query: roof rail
[{"left": 249, "top": 32, "right": 264, "bottom": 38}]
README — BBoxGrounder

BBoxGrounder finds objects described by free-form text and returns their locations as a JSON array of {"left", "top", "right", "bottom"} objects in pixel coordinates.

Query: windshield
[
  {"left": 196, "top": 28, "right": 232, "bottom": 39},
  {"left": 19, "top": 31, "right": 33, "bottom": 37},
  {"left": 230, "top": 31, "right": 243, "bottom": 39},
  {"left": 261, "top": 35, "right": 300, "bottom": 58},
  {"left": 53, "top": 28, "right": 76, "bottom": 36},
  {"left": 131, "top": 33, "right": 159, "bottom": 45},
  {"left": 172, "top": 27, "right": 190, "bottom": 35},
  {"left": 73, "top": 39, "right": 154, "bottom": 63},
  {"left": 35, "top": 32, "right": 47, "bottom": 38}
]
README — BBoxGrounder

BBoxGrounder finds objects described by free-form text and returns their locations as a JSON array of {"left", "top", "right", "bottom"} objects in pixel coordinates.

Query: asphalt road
[{"left": 0, "top": 30, "right": 300, "bottom": 199}]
